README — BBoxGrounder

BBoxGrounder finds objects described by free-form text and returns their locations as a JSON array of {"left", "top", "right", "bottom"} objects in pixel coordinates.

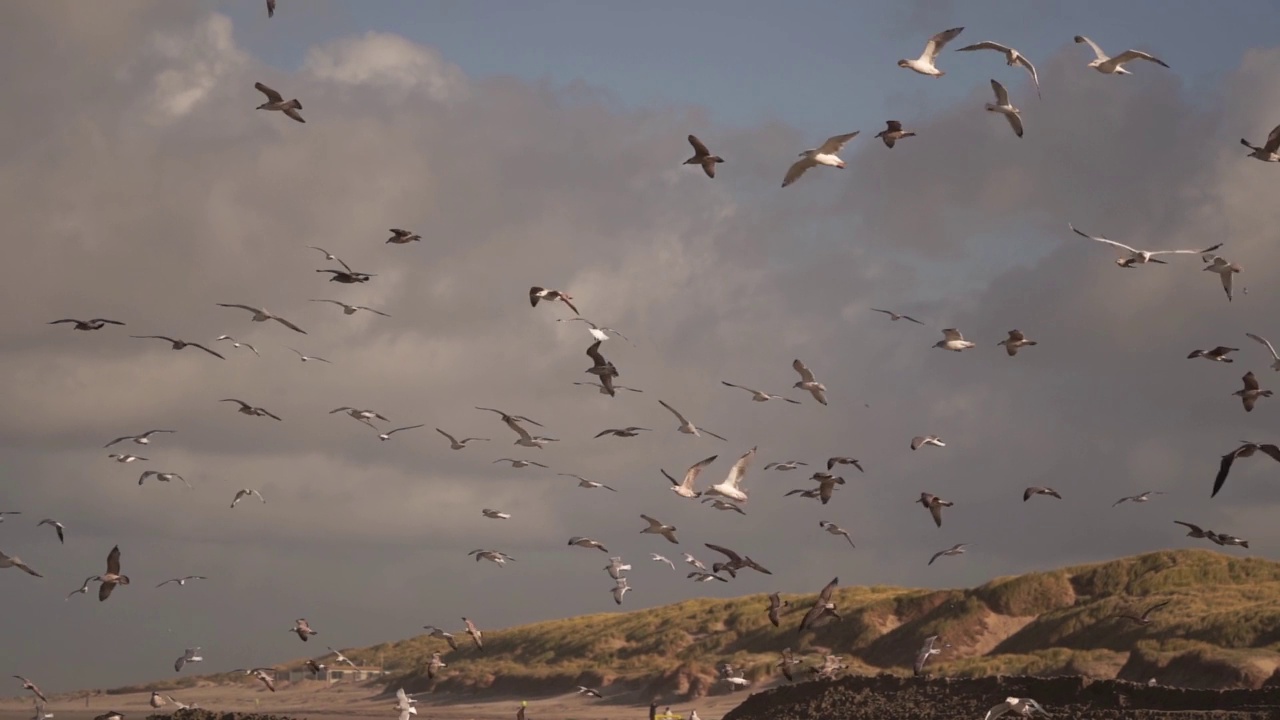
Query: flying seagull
[
  {"left": 13, "top": 677, "right": 47, "bottom": 704},
  {"left": 798, "top": 577, "right": 840, "bottom": 632},
  {"left": 426, "top": 653, "right": 445, "bottom": 680},
  {"left": 721, "top": 381, "right": 801, "bottom": 403},
  {"left": 705, "top": 542, "right": 771, "bottom": 576},
  {"left": 767, "top": 593, "right": 790, "bottom": 627},
  {"left": 817, "top": 520, "right": 856, "bottom": 548},
  {"left": 560, "top": 473, "right": 618, "bottom": 492},
  {"left": 898, "top": 26, "right": 965, "bottom": 76},
  {"left": 650, "top": 553, "right": 676, "bottom": 570},
  {"left": 1234, "top": 371, "right": 1272, "bottom": 412},
  {"left": 576, "top": 686, "right": 604, "bottom": 699},
  {"left": 132, "top": 335, "right": 224, "bottom": 359},
  {"left": 704, "top": 447, "right": 755, "bottom": 502},
  {"left": 378, "top": 424, "right": 425, "bottom": 441},
  {"left": 104, "top": 429, "right": 175, "bottom": 448},
  {"left": 568, "top": 537, "right": 610, "bottom": 553},
  {"left": 1202, "top": 255, "right": 1242, "bottom": 302},
  {"left": 871, "top": 308, "right": 924, "bottom": 324},
  {"left": 784, "top": 473, "right": 845, "bottom": 505},
  {"left": 664, "top": 454, "right": 717, "bottom": 499},
  {"left": 309, "top": 299, "right": 390, "bottom": 317},
  {"left": 96, "top": 545, "right": 129, "bottom": 601},
  {"left": 776, "top": 647, "right": 801, "bottom": 682},
  {"left": 1174, "top": 520, "right": 1211, "bottom": 539},
  {"left": 139, "top": 471, "right": 191, "bottom": 489},
  {"left": 1242, "top": 124, "right": 1280, "bottom": 162},
  {"left": 639, "top": 515, "right": 680, "bottom": 544},
  {"left": 683, "top": 135, "right": 724, "bottom": 178},
  {"left": 107, "top": 453, "right": 147, "bottom": 463},
  {"left": 1245, "top": 333, "right": 1280, "bottom": 371},
  {"left": 1212, "top": 441, "right": 1280, "bottom": 497},
  {"left": 997, "top": 329, "right": 1037, "bottom": 356},
  {"left": 266, "top": 0, "right": 275, "bottom": 18},
  {"left": 436, "top": 428, "right": 489, "bottom": 449},
  {"left": 1074, "top": 35, "right": 1169, "bottom": 75},
  {"left": 765, "top": 461, "right": 808, "bottom": 471},
  {"left": 1023, "top": 487, "right": 1061, "bottom": 502},
  {"left": 327, "top": 647, "right": 358, "bottom": 668},
  {"left": 481, "top": 509, "right": 511, "bottom": 520},
  {"left": 933, "top": 328, "right": 976, "bottom": 352},
  {"left": 595, "top": 426, "right": 651, "bottom": 438},
  {"left": 985, "top": 79, "right": 1023, "bottom": 138},
  {"left": 254, "top": 82, "right": 304, "bottom": 122},
  {"left": 157, "top": 576, "right": 207, "bottom": 588},
  {"left": 216, "top": 304, "right": 306, "bottom": 334},
  {"left": 174, "top": 647, "right": 203, "bottom": 673},
  {"left": 827, "top": 457, "right": 864, "bottom": 472},
  {"left": 558, "top": 317, "right": 630, "bottom": 343},
  {"left": 1114, "top": 599, "right": 1171, "bottom": 626},
  {"left": 0, "top": 511, "right": 21, "bottom": 523},
  {"left": 529, "top": 286, "right": 579, "bottom": 315},
  {"left": 387, "top": 229, "right": 421, "bottom": 244},
  {"left": 1209, "top": 532, "right": 1250, "bottom": 549},
  {"left": 462, "top": 617, "right": 484, "bottom": 650},
  {"left": 1187, "top": 346, "right": 1238, "bottom": 363},
  {"left": 956, "top": 41, "right": 1041, "bottom": 98},
  {"left": 584, "top": 341, "right": 619, "bottom": 391},
  {"left": 0, "top": 552, "right": 42, "bottom": 577},
  {"left": 782, "top": 132, "right": 859, "bottom": 188},
  {"left": 917, "top": 492, "right": 954, "bottom": 528},
  {"left": 493, "top": 458, "right": 548, "bottom": 468},
  {"left": 331, "top": 407, "right": 389, "bottom": 424},
  {"left": 928, "top": 543, "right": 970, "bottom": 565},
  {"left": 984, "top": 697, "right": 1051, "bottom": 720},
  {"left": 307, "top": 246, "right": 338, "bottom": 261},
  {"left": 231, "top": 488, "right": 266, "bottom": 508},
  {"left": 911, "top": 435, "right": 946, "bottom": 450},
  {"left": 214, "top": 335, "right": 260, "bottom": 356},
  {"left": 914, "top": 635, "right": 949, "bottom": 676},
  {"left": 574, "top": 380, "right": 643, "bottom": 394},
  {"left": 289, "top": 348, "right": 331, "bottom": 363},
  {"left": 701, "top": 497, "right": 746, "bottom": 514},
  {"left": 65, "top": 575, "right": 97, "bottom": 599},
  {"left": 612, "top": 578, "right": 631, "bottom": 605},
  {"left": 500, "top": 416, "right": 557, "bottom": 448},
  {"left": 874, "top": 120, "right": 916, "bottom": 148},
  {"left": 791, "top": 359, "right": 828, "bottom": 405},
  {"left": 658, "top": 399, "right": 727, "bottom": 441},
  {"left": 291, "top": 618, "right": 318, "bottom": 642},
  {"left": 604, "top": 557, "right": 631, "bottom": 580},
  {"left": 1113, "top": 490, "right": 1165, "bottom": 507},
  {"left": 1069, "top": 224, "right": 1221, "bottom": 267},
  {"left": 221, "top": 398, "right": 282, "bottom": 421},
  {"left": 49, "top": 318, "right": 125, "bottom": 331},
  {"left": 37, "top": 519, "right": 64, "bottom": 544}
]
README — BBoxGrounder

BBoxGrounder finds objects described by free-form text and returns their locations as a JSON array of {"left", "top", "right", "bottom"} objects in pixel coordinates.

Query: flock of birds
[{"left": 6, "top": 4, "right": 1280, "bottom": 720}]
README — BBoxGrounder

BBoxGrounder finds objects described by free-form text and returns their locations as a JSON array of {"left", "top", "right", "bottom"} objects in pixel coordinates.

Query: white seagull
[
  {"left": 791, "top": 359, "right": 827, "bottom": 405},
  {"left": 1070, "top": 223, "right": 1222, "bottom": 268},
  {"left": 985, "top": 79, "right": 1023, "bottom": 138},
  {"left": 436, "top": 428, "right": 489, "bottom": 449},
  {"left": 104, "top": 429, "right": 175, "bottom": 448},
  {"left": 309, "top": 299, "right": 390, "bottom": 317},
  {"left": 871, "top": 308, "right": 924, "bottom": 324},
  {"left": 331, "top": 407, "right": 389, "bottom": 424},
  {"left": 911, "top": 435, "right": 946, "bottom": 450},
  {"left": 781, "top": 132, "right": 860, "bottom": 188},
  {"left": 639, "top": 515, "right": 680, "bottom": 544},
  {"left": 254, "top": 82, "right": 305, "bottom": 122},
  {"left": 1202, "top": 255, "right": 1242, "bottom": 302},
  {"left": 231, "top": 489, "right": 266, "bottom": 508},
  {"left": 956, "top": 41, "right": 1040, "bottom": 98},
  {"left": 663, "top": 454, "right": 718, "bottom": 499},
  {"left": 818, "top": 520, "right": 856, "bottom": 548},
  {"left": 1242, "top": 124, "right": 1280, "bottom": 162},
  {"left": 611, "top": 578, "right": 631, "bottom": 605},
  {"left": 157, "top": 576, "right": 207, "bottom": 587},
  {"left": 1074, "top": 36, "right": 1169, "bottom": 75},
  {"left": 605, "top": 556, "right": 632, "bottom": 580},
  {"left": 37, "top": 519, "right": 64, "bottom": 544},
  {"left": 997, "top": 329, "right": 1038, "bottom": 357},
  {"left": 658, "top": 400, "right": 727, "bottom": 441},
  {"left": 174, "top": 648, "right": 203, "bottom": 673},
  {"left": 481, "top": 509, "right": 511, "bottom": 520},
  {"left": 984, "top": 697, "right": 1051, "bottom": 720},
  {"left": 933, "top": 329, "right": 976, "bottom": 352},
  {"left": 704, "top": 447, "right": 756, "bottom": 503},
  {"left": 1245, "top": 333, "right": 1280, "bottom": 371},
  {"left": 216, "top": 303, "right": 306, "bottom": 334},
  {"left": 493, "top": 458, "right": 548, "bottom": 468},
  {"left": 721, "top": 381, "right": 800, "bottom": 403},
  {"left": 650, "top": 553, "right": 676, "bottom": 570},
  {"left": 214, "top": 335, "right": 260, "bottom": 356},
  {"left": 289, "top": 348, "right": 331, "bottom": 363},
  {"left": 558, "top": 317, "right": 629, "bottom": 343},
  {"left": 897, "top": 27, "right": 965, "bottom": 77}
]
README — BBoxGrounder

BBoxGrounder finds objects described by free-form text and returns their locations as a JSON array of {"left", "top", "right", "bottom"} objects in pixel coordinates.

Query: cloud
[{"left": 3, "top": 1, "right": 1280, "bottom": 693}]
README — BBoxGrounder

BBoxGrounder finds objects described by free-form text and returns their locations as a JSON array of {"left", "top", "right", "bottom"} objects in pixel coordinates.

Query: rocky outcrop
[
  {"left": 722, "top": 674, "right": 1280, "bottom": 720},
  {"left": 146, "top": 711, "right": 304, "bottom": 720}
]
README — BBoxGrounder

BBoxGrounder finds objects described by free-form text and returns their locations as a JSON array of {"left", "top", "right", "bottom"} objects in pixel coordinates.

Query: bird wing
[
  {"left": 928, "top": 549, "right": 946, "bottom": 565},
  {"left": 388, "top": 424, "right": 425, "bottom": 436},
  {"left": 723, "top": 447, "right": 756, "bottom": 489},
  {"left": 1262, "top": 124, "right": 1280, "bottom": 153},
  {"left": 217, "top": 303, "right": 260, "bottom": 315},
  {"left": 1004, "top": 111, "right": 1024, "bottom": 138},
  {"left": 1173, "top": 520, "right": 1204, "bottom": 533},
  {"left": 816, "top": 131, "right": 860, "bottom": 155},
  {"left": 357, "top": 306, "right": 391, "bottom": 317},
  {"left": 585, "top": 340, "right": 608, "bottom": 366},
  {"left": 189, "top": 343, "right": 226, "bottom": 359},
  {"left": 1014, "top": 55, "right": 1041, "bottom": 97},
  {"left": 781, "top": 157, "right": 816, "bottom": 187},
  {"left": 687, "top": 134, "right": 711, "bottom": 157},
  {"left": 956, "top": 40, "right": 1011, "bottom": 54},
  {"left": 928, "top": 501, "right": 944, "bottom": 528},
  {"left": 683, "top": 455, "right": 718, "bottom": 489},
  {"left": 984, "top": 701, "right": 1015, "bottom": 720},
  {"left": 641, "top": 514, "right": 664, "bottom": 530},
  {"left": 1245, "top": 333, "right": 1279, "bottom": 360},
  {"left": 436, "top": 428, "right": 459, "bottom": 443},
  {"left": 254, "top": 82, "right": 284, "bottom": 103},
  {"left": 941, "top": 328, "right": 963, "bottom": 341},
  {"left": 1112, "top": 49, "right": 1169, "bottom": 68},
  {"left": 503, "top": 417, "right": 534, "bottom": 441},
  {"left": 922, "top": 27, "right": 964, "bottom": 61},
  {"left": 792, "top": 358, "right": 816, "bottom": 383},
  {"left": 1073, "top": 35, "right": 1108, "bottom": 62},
  {"left": 990, "top": 79, "right": 1011, "bottom": 105},
  {"left": 1213, "top": 452, "right": 1236, "bottom": 499},
  {"left": 705, "top": 543, "right": 743, "bottom": 564},
  {"left": 658, "top": 399, "right": 690, "bottom": 425},
  {"left": 1243, "top": 371, "right": 1260, "bottom": 391},
  {"left": 106, "top": 545, "right": 121, "bottom": 575},
  {"left": 272, "top": 316, "right": 307, "bottom": 333},
  {"left": 221, "top": 398, "right": 251, "bottom": 409},
  {"left": 1068, "top": 224, "right": 1139, "bottom": 254},
  {"left": 816, "top": 576, "right": 838, "bottom": 602}
]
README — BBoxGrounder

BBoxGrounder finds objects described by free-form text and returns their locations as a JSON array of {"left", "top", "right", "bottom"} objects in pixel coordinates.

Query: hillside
[{"left": 187, "top": 549, "right": 1280, "bottom": 701}]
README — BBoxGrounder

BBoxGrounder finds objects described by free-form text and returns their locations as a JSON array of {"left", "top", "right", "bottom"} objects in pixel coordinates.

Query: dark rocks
[
  {"left": 145, "top": 710, "right": 305, "bottom": 720},
  {"left": 722, "top": 674, "right": 1280, "bottom": 720}
]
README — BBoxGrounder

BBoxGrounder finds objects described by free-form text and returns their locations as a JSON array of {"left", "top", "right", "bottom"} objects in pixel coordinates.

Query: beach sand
[{"left": 0, "top": 681, "right": 750, "bottom": 720}]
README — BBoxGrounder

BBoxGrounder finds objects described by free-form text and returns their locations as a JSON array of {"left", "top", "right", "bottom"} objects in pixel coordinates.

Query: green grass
[{"left": 165, "top": 550, "right": 1280, "bottom": 697}]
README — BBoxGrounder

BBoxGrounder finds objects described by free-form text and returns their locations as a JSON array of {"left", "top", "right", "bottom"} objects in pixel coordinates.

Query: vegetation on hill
[{"left": 199, "top": 550, "right": 1280, "bottom": 699}]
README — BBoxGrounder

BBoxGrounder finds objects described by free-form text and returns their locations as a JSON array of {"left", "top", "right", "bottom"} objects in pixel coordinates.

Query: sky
[{"left": 4, "top": 0, "right": 1280, "bottom": 693}]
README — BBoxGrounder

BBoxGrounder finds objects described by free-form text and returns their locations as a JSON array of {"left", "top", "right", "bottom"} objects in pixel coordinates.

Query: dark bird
[
  {"left": 266, "top": 0, "right": 275, "bottom": 18},
  {"left": 1212, "top": 442, "right": 1280, "bottom": 497},
  {"left": 874, "top": 120, "right": 917, "bottom": 148},
  {"left": 917, "top": 493, "right": 953, "bottom": 528},
  {"left": 131, "top": 335, "right": 224, "bottom": 359},
  {"left": 1023, "top": 486, "right": 1061, "bottom": 502},
  {"left": 776, "top": 647, "right": 800, "bottom": 682},
  {"left": 1114, "top": 599, "right": 1171, "bottom": 626},
  {"left": 827, "top": 457, "right": 864, "bottom": 472},
  {"left": 705, "top": 542, "right": 771, "bottom": 577},
  {"left": 48, "top": 318, "right": 125, "bottom": 331},
  {"left": 1233, "top": 371, "right": 1272, "bottom": 412},
  {"left": 683, "top": 134, "right": 724, "bottom": 178},
  {"left": 1187, "top": 346, "right": 1238, "bottom": 362},
  {"left": 96, "top": 545, "right": 130, "bottom": 601},
  {"left": 798, "top": 577, "right": 840, "bottom": 632},
  {"left": 291, "top": 618, "right": 318, "bottom": 641},
  {"left": 1173, "top": 520, "right": 1210, "bottom": 539},
  {"left": 766, "top": 592, "right": 789, "bottom": 627}
]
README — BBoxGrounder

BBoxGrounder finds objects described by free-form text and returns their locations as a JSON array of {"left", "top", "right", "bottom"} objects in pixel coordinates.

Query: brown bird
[
  {"left": 96, "top": 545, "right": 130, "bottom": 601},
  {"left": 1023, "top": 486, "right": 1062, "bottom": 502},
  {"left": 1212, "top": 441, "right": 1280, "bottom": 497},
  {"left": 462, "top": 617, "right": 483, "bottom": 650},
  {"left": 1173, "top": 520, "right": 1210, "bottom": 539},
  {"left": 1114, "top": 599, "right": 1170, "bottom": 626},
  {"left": 776, "top": 647, "right": 800, "bottom": 682},
  {"left": 683, "top": 135, "right": 724, "bottom": 178},
  {"left": 798, "top": 577, "right": 840, "bottom": 633},
  {"left": 1187, "top": 346, "right": 1238, "bottom": 362},
  {"left": 266, "top": 0, "right": 275, "bottom": 18},
  {"left": 305, "top": 660, "right": 325, "bottom": 677},
  {"left": 1233, "top": 371, "right": 1273, "bottom": 412},
  {"left": 917, "top": 492, "right": 953, "bottom": 528},
  {"left": 49, "top": 318, "right": 125, "bottom": 331},
  {"left": 705, "top": 542, "right": 771, "bottom": 577},
  {"left": 766, "top": 592, "right": 789, "bottom": 627},
  {"left": 874, "top": 120, "right": 916, "bottom": 148},
  {"left": 291, "top": 618, "right": 318, "bottom": 642},
  {"left": 427, "top": 652, "right": 446, "bottom": 680},
  {"left": 13, "top": 676, "right": 47, "bottom": 703},
  {"left": 997, "top": 329, "right": 1038, "bottom": 357},
  {"left": 252, "top": 668, "right": 275, "bottom": 692},
  {"left": 131, "top": 335, "right": 224, "bottom": 359}
]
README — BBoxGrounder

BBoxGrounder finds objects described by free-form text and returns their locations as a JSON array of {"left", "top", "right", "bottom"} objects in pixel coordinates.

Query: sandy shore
[{"left": 0, "top": 681, "right": 751, "bottom": 720}]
